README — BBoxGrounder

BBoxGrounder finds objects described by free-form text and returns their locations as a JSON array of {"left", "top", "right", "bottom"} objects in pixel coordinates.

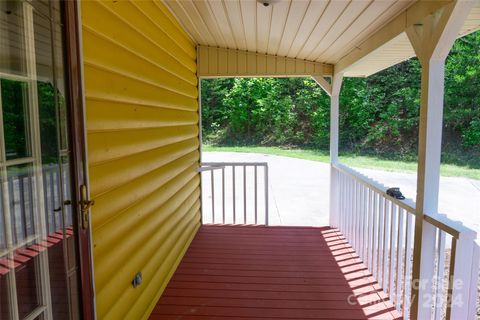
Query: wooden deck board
[{"left": 150, "top": 225, "right": 402, "bottom": 320}]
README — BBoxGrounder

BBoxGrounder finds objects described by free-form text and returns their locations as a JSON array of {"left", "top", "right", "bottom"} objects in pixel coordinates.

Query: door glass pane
[
  {"left": 7, "top": 163, "right": 35, "bottom": 246},
  {"left": 61, "top": 156, "right": 72, "bottom": 227},
  {"left": 16, "top": 256, "right": 42, "bottom": 319},
  {"left": 1, "top": 79, "right": 31, "bottom": 160},
  {"left": 32, "top": 1, "right": 81, "bottom": 318},
  {"left": 0, "top": 182, "right": 5, "bottom": 250},
  {"left": 7, "top": 164, "right": 42, "bottom": 319},
  {"left": 0, "top": 1, "right": 26, "bottom": 76},
  {"left": 0, "top": 181, "right": 10, "bottom": 320},
  {"left": 1, "top": 1, "right": 83, "bottom": 319},
  {"left": 0, "top": 275, "right": 10, "bottom": 319}
]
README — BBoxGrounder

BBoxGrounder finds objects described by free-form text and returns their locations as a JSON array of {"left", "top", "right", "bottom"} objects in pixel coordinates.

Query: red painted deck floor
[{"left": 150, "top": 225, "right": 402, "bottom": 320}]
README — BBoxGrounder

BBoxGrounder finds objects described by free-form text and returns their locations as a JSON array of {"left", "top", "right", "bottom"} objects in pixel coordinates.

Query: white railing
[
  {"left": 199, "top": 162, "right": 269, "bottom": 225},
  {"left": 332, "top": 162, "right": 480, "bottom": 320},
  {"left": 0, "top": 165, "right": 71, "bottom": 251}
]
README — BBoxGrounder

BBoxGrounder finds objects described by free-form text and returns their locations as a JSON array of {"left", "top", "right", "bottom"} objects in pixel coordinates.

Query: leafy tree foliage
[
  {"left": 1, "top": 79, "right": 63, "bottom": 164},
  {"left": 202, "top": 32, "right": 480, "bottom": 163}
]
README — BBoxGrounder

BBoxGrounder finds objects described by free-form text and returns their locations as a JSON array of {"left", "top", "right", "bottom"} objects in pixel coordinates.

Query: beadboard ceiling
[{"left": 164, "top": 0, "right": 480, "bottom": 77}]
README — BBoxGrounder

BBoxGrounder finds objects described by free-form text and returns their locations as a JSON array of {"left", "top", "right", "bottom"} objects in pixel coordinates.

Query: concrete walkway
[{"left": 202, "top": 152, "right": 480, "bottom": 236}]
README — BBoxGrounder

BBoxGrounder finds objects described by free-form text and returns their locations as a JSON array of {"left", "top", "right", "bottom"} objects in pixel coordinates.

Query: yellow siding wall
[{"left": 81, "top": 1, "right": 200, "bottom": 319}]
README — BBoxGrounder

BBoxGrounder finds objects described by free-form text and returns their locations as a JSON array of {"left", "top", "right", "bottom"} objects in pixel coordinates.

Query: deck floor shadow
[{"left": 150, "top": 225, "right": 402, "bottom": 320}]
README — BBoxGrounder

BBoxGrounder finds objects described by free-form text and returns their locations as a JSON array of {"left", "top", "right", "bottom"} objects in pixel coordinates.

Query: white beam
[
  {"left": 335, "top": 1, "right": 452, "bottom": 74},
  {"left": 407, "top": 2, "right": 475, "bottom": 319},
  {"left": 311, "top": 75, "right": 332, "bottom": 96}
]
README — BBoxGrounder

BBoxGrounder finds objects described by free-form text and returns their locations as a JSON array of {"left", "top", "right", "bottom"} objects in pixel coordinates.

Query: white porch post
[
  {"left": 329, "top": 74, "right": 343, "bottom": 227},
  {"left": 410, "top": 58, "right": 446, "bottom": 320},
  {"left": 406, "top": 2, "right": 475, "bottom": 319}
]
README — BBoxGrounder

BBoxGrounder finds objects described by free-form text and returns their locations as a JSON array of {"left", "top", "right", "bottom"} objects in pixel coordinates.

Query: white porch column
[
  {"left": 411, "top": 58, "right": 446, "bottom": 320},
  {"left": 329, "top": 74, "right": 343, "bottom": 227},
  {"left": 406, "top": 2, "right": 475, "bottom": 319}
]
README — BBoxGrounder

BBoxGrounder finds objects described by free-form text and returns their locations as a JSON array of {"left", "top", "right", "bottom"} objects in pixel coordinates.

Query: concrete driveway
[{"left": 202, "top": 151, "right": 480, "bottom": 236}]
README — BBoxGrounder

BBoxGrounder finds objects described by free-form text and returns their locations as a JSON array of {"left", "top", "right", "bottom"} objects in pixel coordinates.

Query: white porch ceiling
[
  {"left": 163, "top": 0, "right": 480, "bottom": 77},
  {"left": 345, "top": 4, "right": 480, "bottom": 77}
]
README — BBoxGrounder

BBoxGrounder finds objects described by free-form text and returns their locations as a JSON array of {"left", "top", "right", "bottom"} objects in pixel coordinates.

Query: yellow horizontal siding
[
  {"left": 84, "top": 65, "right": 197, "bottom": 112},
  {"left": 96, "top": 188, "right": 200, "bottom": 314},
  {"left": 81, "top": 1, "right": 200, "bottom": 319},
  {"left": 93, "top": 170, "right": 200, "bottom": 267},
  {"left": 82, "top": 1, "right": 196, "bottom": 79},
  {"left": 86, "top": 99, "right": 199, "bottom": 133},
  {"left": 82, "top": 30, "right": 197, "bottom": 98},
  {"left": 87, "top": 125, "right": 198, "bottom": 165},
  {"left": 112, "top": 206, "right": 200, "bottom": 319},
  {"left": 90, "top": 139, "right": 198, "bottom": 196}
]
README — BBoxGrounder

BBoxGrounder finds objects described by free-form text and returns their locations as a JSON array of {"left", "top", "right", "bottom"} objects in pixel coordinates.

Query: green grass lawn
[{"left": 203, "top": 145, "right": 480, "bottom": 180}]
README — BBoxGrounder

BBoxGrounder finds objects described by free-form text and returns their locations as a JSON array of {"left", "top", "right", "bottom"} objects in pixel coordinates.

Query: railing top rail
[
  {"left": 333, "top": 162, "right": 416, "bottom": 212},
  {"left": 333, "top": 162, "right": 476, "bottom": 239},
  {"left": 201, "top": 162, "right": 269, "bottom": 167},
  {"left": 424, "top": 212, "right": 476, "bottom": 240}
]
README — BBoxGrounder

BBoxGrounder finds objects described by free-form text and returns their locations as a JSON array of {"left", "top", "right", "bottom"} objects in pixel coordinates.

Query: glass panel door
[{"left": 0, "top": 1, "right": 82, "bottom": 319}]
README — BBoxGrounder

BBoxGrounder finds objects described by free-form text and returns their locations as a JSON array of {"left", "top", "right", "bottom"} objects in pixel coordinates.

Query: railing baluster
[
  {"left": 19, "top": 175, "right": 27, "bottom": 242},
  {"left": 396, "top": 208, "right": 405, "bottom": 311},
  {"left": 8, "top": 176, "right": 17, "bottom": 245},
  {"left": 350, "top": 179, "right": 354, "bottom": 241},
  {"left": 50, "top": 168, "right": 55, "bottom": 231},
  {"left": 389, "top": 203, "right": 397, "bottom": 300},
  {"left": 358, "top": 182, "right": 363, "bottom": 254},
  {"left": 352, "top": 180, "right": 356, "bottom": 243},
  {"left": 350, "top": 178, "right": 354, "bottom": 240},
  {"left": 211, "top": 169, "right": 215, "bottom": 223},
  {"left": 361, "top": 184, "right": 365, "bottom": 265},
  {"left": 377, "top": 196, "right": 385, "bottom": 285},
  {"left": 367, "top": 188, "right": 375, "bottom": 274},
  {"left": 372, "top": 192, "right": 378, "bottom": 276},
  {"left": 434, "top": 229, "right": 446, "bottom": 320},
  {"left": 345, "top": 173, "right": 348, "bottom": 235},
  {"left": 28, "top": 174, "right": 35, "bottom": 237},
  {"left": 468, "top": 242, "right": 480, "bottom": 318},
  {"left": 354, "top": 181, "right": 360, "bottom": 253},
  {"left": 344, "top": 176, "right": 348, "bottom": 238},
  {"left": 382, "top": 199, "right": 390, "bottom": 291},
  {"left": 254, "top": 166, "right": 257, "bottom": 225},
  {"left": 403, "top": 213, "right": 414, "bottom": 319},
  {"left": 447, "top": 229, "right": 478, "bottom": 319},
  {"left": 52, "top": 169, "right": 57, "bottom": 232},
  {"left": 222, "top": 167, "right": 225, "bottom": 224},
  {"left": 339, "top": 173, "right": 344, "bottom": 232},
  {"left": 243, "top": 165, "right": 247, "bottom": 224},
  {"left": 264, "top": 165, "right": 268, "bottom": 226},
  {"left": 42, "top": 170, "right": 49, "bottom": 233},
  {"left": 445, "top": 237, "right": 457, "bottom": 319},
  {"left": 362, "top": 187, "right": 366, "bottom": 269},
  {"left": 345, "top": 177, "right": 351, "bottom": 237},
  {"left": 359, "top": 184, "right": 364, "bottom": 260},
  {"left": 232, "top": 166, "right": 236, "bottom": 224}
]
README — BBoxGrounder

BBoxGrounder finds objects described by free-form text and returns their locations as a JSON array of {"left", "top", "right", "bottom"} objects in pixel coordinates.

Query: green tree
[{"left": 200, "top": 31, "right": 480, "bottom": 164}]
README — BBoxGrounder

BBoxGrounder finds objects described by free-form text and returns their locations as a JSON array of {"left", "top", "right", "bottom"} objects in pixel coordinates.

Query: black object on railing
[{"left": 386, "top": 187, "right": 405, "bottom": 200}]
